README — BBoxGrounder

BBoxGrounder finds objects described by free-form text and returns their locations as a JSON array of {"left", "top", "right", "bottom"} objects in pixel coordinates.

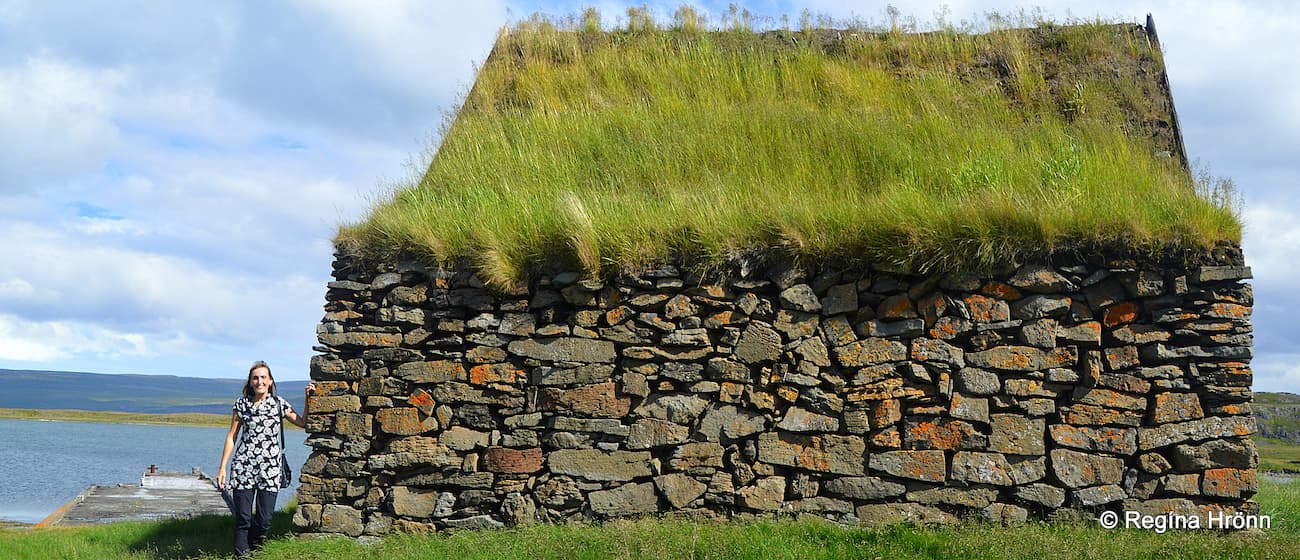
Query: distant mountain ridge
[{"left": 0, "top": 369, "right": 307, "bottom": 416}]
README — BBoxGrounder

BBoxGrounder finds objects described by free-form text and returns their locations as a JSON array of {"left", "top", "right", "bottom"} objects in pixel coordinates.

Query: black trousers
[{"left": 233, "top": 488, "right": 278, "bottom": 557}]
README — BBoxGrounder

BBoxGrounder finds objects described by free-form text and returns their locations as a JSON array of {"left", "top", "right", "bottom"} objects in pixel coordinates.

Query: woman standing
[{"left": 217, "top": 361, "right": 314, "bottom": 557}]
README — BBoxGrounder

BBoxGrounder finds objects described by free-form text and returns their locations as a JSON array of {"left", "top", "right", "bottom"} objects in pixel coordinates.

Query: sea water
[{"left": 0, "top": 418, "right": 309, "bottom": 524}]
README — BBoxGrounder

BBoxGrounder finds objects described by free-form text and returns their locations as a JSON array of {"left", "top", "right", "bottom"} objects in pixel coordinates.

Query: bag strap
[{"left": 276, "top": 397, "right": 287, "bottom": 462}]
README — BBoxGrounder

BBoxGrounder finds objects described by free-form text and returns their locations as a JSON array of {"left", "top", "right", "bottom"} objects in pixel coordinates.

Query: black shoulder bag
[{"left": 277, "top": 397, "right": 293, "bottom": 489}]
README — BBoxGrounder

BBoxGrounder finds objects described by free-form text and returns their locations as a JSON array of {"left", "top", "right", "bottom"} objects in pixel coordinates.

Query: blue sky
[{"left": 0, "top": 1, "right": 1296, "bottom": 390}]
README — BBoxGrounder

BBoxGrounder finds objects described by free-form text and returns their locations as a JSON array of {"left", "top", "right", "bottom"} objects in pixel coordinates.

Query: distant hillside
[
  {"left": 1257, "top": 392, "right": 1300, "bottom": 443},
  {"left": 0, "top": 369, "right": 307, "bottom": 416}
]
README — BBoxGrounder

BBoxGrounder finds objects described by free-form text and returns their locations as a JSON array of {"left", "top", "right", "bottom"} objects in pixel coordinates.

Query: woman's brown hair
[{"left": 241, "top": 360, "right": 277, "bottom": 399}]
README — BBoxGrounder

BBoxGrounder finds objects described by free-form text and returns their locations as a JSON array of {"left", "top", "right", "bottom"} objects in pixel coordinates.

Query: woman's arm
[
  {"left": 216, "top": 411, "right": 241, "bottom": 489},
  {"left": 283, "top": 382, "right": 316, "bottom": 429}
]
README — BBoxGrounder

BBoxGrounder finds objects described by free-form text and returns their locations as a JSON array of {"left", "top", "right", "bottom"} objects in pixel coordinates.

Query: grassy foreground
[
  {"left": 3, "top": 479, "right": 1296, "bottom": 560},
  {"left": 344, "top": 8, "right": 1240, "bottom": 286}
]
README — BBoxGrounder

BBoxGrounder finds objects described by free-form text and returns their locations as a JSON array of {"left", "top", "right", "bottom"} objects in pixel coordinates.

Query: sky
[{"left": 0, "top": 1, "right": 1295, "bottom": 390}]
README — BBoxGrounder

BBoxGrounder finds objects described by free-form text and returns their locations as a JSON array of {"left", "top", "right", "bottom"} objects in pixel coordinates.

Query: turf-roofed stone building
[{"left": 296, "top": 15, "right": 1255, "bottom": 536}]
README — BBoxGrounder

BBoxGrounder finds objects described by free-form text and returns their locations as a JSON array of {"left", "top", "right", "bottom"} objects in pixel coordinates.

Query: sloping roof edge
[{"left": 1145, "top": 13, "right": 1190, "bottom": 170}]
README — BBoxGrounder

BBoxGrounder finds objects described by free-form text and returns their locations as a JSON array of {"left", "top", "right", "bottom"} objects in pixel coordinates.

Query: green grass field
[
  {"left": 342, "top": 8, "right": 1240, "bottom": 287},
  {"left": 0, "top": 408, "right": 231, "bottom": 428},
  {"left": 1257, "top": 438, "right": 1300, "bottom": 473},
  {"left": 1254, "top": 393, "right": 1300, "bottom": 406},
  {"left": 3, "top": 479, "right": 1296, "bottom": 560},
  {"left": 0, "top": 408, "right": 303, "bottom": 431}
]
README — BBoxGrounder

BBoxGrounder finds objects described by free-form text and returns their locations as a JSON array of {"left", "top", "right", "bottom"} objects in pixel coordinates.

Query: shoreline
[{"left": 0, "top": 408, "right": 304, "bottom": 431}]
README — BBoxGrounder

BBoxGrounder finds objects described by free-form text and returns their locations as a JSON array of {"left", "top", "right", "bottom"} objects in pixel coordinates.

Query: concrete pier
[{"left": 36, "top": 467, "right": 229, "bottom": 527}]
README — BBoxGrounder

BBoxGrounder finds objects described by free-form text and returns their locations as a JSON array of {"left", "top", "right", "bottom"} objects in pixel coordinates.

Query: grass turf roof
[{"left": 340, "top": 10, "right": 1241, "bottom": 288}]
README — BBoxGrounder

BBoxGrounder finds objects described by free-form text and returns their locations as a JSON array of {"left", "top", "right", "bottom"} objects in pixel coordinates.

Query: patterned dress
[{"left": 230, "top": 395, "right": 293, "bottom": 491}]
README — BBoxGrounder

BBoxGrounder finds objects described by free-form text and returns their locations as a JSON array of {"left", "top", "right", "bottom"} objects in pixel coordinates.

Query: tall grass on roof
[{"left": 342, "top": 9, "right": 1241, "bottom": 288}]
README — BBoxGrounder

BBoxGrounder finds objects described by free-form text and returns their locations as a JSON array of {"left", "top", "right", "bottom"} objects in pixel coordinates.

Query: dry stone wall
[{"left": 294, "top": 252, "right": 1257, "bottom": 536}]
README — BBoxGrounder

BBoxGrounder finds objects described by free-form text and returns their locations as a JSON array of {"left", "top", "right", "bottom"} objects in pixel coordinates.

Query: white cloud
[
  {"left": 0, "top": 57, "right": 124, "bottom": 190},
  {"left": 0, "top": 1, "right": 508, "bottom": 378},
  {"left": 1248, "top": 353, "right": 1300, "bottom": 393},
  {"left": 75, "top": 151, "right": 378, "bottom": 281},
  {"left": 1240, "top": 202, "right": 1300, "bottom": 368},
  {"left": 0, "top": 221, "right": 322, "bottom": 345},
  {"left": 69, "top": 217, "right": 148, "bottom": 237},
  {"left": 300, "top": 0, "right": 502, "bottom": 81},
  {"left": 0, "top": 313, "right": 155, "bottom": 362},
  {"left": 0, "top": 278, "right": 33, "bottom": 298},
  {"left": 1242, "top": 205, "right": 1300, "bottom": 288},
  {"left": 210, "top": 1, "right": 505, "bottom": 141}
]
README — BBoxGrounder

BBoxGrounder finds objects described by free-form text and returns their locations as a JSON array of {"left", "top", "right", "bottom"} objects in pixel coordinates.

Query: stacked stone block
[{"left": 293, "top": 253, "right": 1256, "bottom": 536}]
